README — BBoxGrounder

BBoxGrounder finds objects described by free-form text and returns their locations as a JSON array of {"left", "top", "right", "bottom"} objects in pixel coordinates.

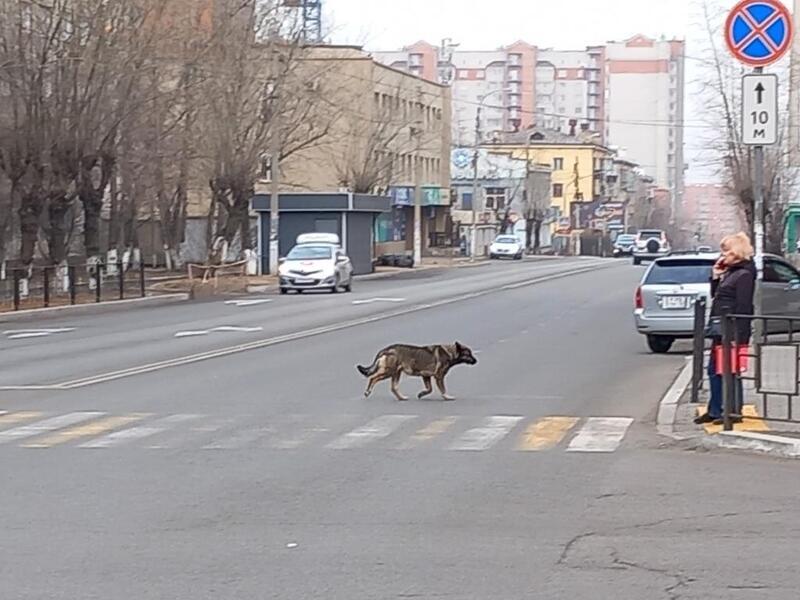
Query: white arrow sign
[{"left": 742, "top": 73, "right": 778, "bottom": 146}]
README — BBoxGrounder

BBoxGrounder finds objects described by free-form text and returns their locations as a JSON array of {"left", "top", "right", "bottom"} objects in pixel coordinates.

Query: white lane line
[
  {"left": 174, "top": 326, "right": 264, "bottom": 338},
  {"left": 225, "top": 299, "right": 273, "bottom": 307},
  {"left": 566, "top": 417, "right": 634, "bottom": 453},
  {"left": 351, "top": 297, "right": 406, "bottom": 305},
  {"left": 4, "top": 328, "right": 76, "bottom": 340},
  {"left": 0, "top": 412, "right": 105, "bottom": 444},
  {"left": 448, "top": 416, "right": 524, "bottom": 451},
  {"left": 326, "top": 415, "right": 416, "bottom": 450},
  {"left": 203, "top": 427, "right": 275, "bottom": 450},
  {"left": 78, "top": 414, "right": 202, "bottom": 448},
  {"left": 26, "top": 264, "right": 605, "bottom": 391}
]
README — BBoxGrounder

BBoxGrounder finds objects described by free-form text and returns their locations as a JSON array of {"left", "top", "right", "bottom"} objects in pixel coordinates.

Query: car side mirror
[
  {"left": 278, "top": 257, "right": 286, "bottom": 264},
  {"left": 788, "top": 279, "right": 800, "bottom": 291}
]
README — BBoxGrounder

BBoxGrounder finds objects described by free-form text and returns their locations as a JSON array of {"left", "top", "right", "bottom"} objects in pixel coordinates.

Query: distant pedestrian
[{"left": 695, "top": 232, "right": 755, "bottom": 426}]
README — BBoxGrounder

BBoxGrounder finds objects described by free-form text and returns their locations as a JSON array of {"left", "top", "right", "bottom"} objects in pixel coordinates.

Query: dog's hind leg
[
  {"left": 417, "top": 376, "right": 433, "bottom": 399},
  {"left": 390, "top": 373, "right": 408, "bottom": 401},
  {"left": 435, "top": 375, "right": 455, "bottom": 401},
  {"left": 364, "top": 372, "right": 389, "bottom": 398}
]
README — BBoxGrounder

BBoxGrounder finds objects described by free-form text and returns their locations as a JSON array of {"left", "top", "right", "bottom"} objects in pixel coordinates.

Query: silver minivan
[{"left": 634, "top": 253, "right": 800, "bottom": 353}]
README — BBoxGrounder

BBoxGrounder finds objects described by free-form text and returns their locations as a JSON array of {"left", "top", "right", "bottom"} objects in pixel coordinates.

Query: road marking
[
  {"left": 78, "top": 414, "right": 202, "bottom": 448},
  {"left": 268, "top": 426, "right": 332, "bottom": 449},
  {"left": 566, "top": 417, "right": 634, "bottom": 453},
  {"left": 326, "top": 415, "right": 416, "bottom": 449},
  {"left": 449, "top": 416, "right": 524, "bottom": 451},
  {"left": 146, "top": 417, "right": 236, "bottom": 449},
  {"left": 203, "top": 427, "right": 275, "bottom": 450},
  {"left": 0, "top": 412, "right": 105, "bottom": 444},
  {"left": 351, "top": 297, "right": 406, "bottom": 305},
  {"left": 517, "top": 417, "right": 579, "bottom": 451},
  {"left": 396, "top": 417, "right": 459, "bottom": 449},
  {"left": 2, "top": 263, "right": 608, "bottom": 391},
  {"left": 225, "top": 298, "right": 273, "bottom": 307},
  {"left": 4, "top": 328, "right": 76, "bottom": 340},
  {"left": 22, "top": 414, "right": 148, "bottom": 448},
  {"left": 175, "top": 326, "right": 264, "bottom": 338},
  {"left": 696, "top": 405, "right": 770, "bottom": 434},
  {"left": 0, "top": 411, "right": 44, "bottom": 427}
]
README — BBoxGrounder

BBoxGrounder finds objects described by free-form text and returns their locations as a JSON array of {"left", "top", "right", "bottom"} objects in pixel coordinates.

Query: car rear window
[
  {"left": 638, "top": 230, "right": 663, "bottom": 238},
  {"left": 645, "top": 260, "right": 714, "bottom": 285}
]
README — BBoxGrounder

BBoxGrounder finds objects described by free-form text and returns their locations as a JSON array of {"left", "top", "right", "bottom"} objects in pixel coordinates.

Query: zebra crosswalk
[{"left": 0, "top": 411, "right": 636, "bottom": 454}]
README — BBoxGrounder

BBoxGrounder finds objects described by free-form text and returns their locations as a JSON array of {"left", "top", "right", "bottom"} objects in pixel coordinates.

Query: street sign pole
[{"left": 753, "top": 67, "right": 766, "bottom": 341}]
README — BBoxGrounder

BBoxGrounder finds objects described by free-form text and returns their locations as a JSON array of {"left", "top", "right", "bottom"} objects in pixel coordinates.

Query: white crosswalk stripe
[
  {"left": 0, "top": 411, "right": 638, "bottom": 453},
  {"left": 78, "top": 414, "right": 202, "bottom": 448},
  {"left": 448, "top": 416, "right": 524, "bottom": 451},
  {"left": 0, "top": 412, "right": 105, "bottom": 444},
  {"left": 566, "top": 417, "right": 634, "bottom": 453},
  {"left": 326, "top": 415, "right": 417, "bottom": 449}
]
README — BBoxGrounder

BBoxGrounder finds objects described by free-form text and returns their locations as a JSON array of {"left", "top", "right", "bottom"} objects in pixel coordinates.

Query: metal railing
[
  {"left": 1, "top": 261, "right": 147, "bottom": 312},
  {"left": 719, "top": 314, "right": 800, "bottom": 431}
]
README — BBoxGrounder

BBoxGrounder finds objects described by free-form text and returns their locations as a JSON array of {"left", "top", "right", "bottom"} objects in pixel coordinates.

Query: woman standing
[{"left": 694, "top": 232, "right": 756, "bottom": 426}]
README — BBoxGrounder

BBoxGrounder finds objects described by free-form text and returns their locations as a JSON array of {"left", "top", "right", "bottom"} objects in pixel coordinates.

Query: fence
[
  {"left": 0, "top": 262, "right": 147, "bottom": 312},
  {"left": 691, "top": 303, "right": 800, "bottom": 431}
]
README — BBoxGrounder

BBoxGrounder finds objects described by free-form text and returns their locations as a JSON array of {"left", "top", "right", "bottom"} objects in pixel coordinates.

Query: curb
[
  {"left": 0, "top": 293, "right": 190, "bottom": 323},
  {"left": 656, "top": 357, "right": 693, "bottom": 437},
  {"left": 704, "top": 431, "right": 800, "bottom": 458},
  {"left": 656, "top": 353, "right": 800, "bottom": 458}
]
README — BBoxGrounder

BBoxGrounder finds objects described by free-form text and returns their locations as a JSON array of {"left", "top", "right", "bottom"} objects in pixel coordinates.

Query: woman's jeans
[{"left": 708, "top": 347, "right": 744, "bottom": 419}]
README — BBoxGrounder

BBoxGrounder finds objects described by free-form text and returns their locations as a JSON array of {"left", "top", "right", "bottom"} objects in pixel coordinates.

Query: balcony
[
  {"left": 508, "top": 94, "right": 522, "bottom": 108},
  {"left": 508, "top": 69, "right": 521, "bottom": 82},
  {"left": 508, "top": 54, "right": 522, "bottom": 67}
]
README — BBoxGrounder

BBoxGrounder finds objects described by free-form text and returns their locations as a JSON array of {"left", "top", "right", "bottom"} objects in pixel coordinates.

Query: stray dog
[{"left": 356, "top": 342, "right": 478, "bottom": 401}]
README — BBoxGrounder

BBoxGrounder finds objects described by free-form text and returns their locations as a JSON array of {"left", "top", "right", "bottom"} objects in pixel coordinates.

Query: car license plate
[
  {"left": 661, "top": 296, "right": 690, "bottom": 310},
  {"left": 294, "top": 278, "right": 314, "bottom": 284}
]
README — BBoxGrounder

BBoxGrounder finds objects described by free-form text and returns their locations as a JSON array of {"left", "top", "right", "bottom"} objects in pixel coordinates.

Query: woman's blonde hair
[{"left": 720, "top": 232, "right": 754, "bottom": 261}]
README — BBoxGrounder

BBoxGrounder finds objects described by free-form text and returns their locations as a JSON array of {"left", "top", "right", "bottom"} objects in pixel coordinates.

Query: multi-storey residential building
[
  {"left": 604, "top": 35, "right": 685, "bottom": 217},
  {"left": 373, "top": 35, "right": 684, "bottom": 209}
]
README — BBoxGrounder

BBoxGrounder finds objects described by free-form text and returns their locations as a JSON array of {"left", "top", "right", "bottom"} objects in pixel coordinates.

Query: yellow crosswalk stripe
[
  {"left": 696, "top": 405, "right": 770, "bottom": 434},
  {"left": 517, "top": 416, "right": 579, "bottom": 451},
  {"left": 22, "top": 414, "right": 149, "bottom": 448},
  {"left": 0, "top": 411, "right": 44, "bottom": 428},
  {"left": 397, "top": 417, "right": 458, "bottom": 449}
]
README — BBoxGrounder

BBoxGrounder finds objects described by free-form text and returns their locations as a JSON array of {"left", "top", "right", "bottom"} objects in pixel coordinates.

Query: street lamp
[{"left": 471, "top": 88, "right": 511, "bottom": 261}]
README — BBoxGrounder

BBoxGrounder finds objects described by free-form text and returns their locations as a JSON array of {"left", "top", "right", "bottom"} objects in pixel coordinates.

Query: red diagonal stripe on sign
[{"left": 736, "top": 9, "right": 782, "bottom": 54}]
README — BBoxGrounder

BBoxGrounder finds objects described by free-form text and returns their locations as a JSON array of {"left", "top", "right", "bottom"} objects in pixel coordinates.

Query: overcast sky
[{"left": 324, "top": 0, "right": 756, "bottom": 185}]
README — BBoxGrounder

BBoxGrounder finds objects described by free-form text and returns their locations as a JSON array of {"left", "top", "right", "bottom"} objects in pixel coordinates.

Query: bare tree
[{"left": 200, "top": 1, "right": 332, "bottom": 261}]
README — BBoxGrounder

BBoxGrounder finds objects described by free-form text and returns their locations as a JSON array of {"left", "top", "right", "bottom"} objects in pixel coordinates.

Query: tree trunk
[
  {"left": 47, "top": 196, "right": 71, "bottom": 265},
  {"left": 81, "top": 189, "right": 104, "bottom": 259},
  {"left": 533, "top": 219, "right": 542, "bottom": 254},
  {"left": 18, "top": 190, "right": 43, "bottom": 265}
]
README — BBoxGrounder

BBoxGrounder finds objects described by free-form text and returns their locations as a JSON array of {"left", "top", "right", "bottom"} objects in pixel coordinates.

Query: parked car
[
  {"left": 613, "top": 234, "right": 637, "bottom": 257},
  {"left": 278, "top": 233, "right": 353, "bottom": 294},
  {"left": 634, "top": 253, "right": 800, "bottom": 353},
  {"left": 632, "top": 229, "right": 671, "bottom": 265},
  {"left": 489, "top": 235, "right": 524, "bottom": 260}
]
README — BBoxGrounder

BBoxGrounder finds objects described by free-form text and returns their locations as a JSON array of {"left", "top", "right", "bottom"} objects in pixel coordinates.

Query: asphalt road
[{"left": 2, "top": 258, "right": 800, "bottom": 599}]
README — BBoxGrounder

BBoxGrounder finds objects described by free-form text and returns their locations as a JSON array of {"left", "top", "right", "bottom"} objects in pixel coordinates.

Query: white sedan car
[
  {"left": 278, "top": 234, "right": 353, "bottom": 294},
  {"left": 489, "top": 235, "right": 524, "bottom": 260}
]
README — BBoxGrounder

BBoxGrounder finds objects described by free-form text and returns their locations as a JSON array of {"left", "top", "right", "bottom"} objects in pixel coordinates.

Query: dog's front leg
[{"left": 435, "top": 375, "right": 455, "bottom": 401}]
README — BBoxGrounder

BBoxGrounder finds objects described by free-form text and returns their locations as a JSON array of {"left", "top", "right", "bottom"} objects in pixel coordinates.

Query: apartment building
[
  {"left": 373, "top": 35, "right": 684, "bottom": 208},
  {"left": 680, "top": 184, "right": 745, "bottom": 247}
]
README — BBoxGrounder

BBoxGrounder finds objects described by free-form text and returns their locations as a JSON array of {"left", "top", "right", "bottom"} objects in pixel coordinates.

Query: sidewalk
[{"left": 658, "top": 357, "right": 800, "bottom": 459}]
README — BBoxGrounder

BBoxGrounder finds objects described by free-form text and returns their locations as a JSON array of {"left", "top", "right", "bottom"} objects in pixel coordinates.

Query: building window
[
  {"left": 575, "top": 107, "right": 583, "bottom": 114},
  {"left": 553, "top": 183, "right": 564, "bottom": 198},
  {"left": 553, "top": 157, "right": 564, "bottom": 171},
  {"left": 462, "top": 192, "right": 473, "bottom": 211},
  {"left": 558, "top": 69, "right": 567, "bottom": 78},
  {"left": 485, "top": 188, "right": 506, "bottom": 210},
  {"left": 459, "top": 69, "right": 469, "bottom": 78}
]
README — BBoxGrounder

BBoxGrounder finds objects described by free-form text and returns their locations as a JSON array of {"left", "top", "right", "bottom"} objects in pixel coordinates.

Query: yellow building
[{"left": 484, "top": 128, "right": 615, "bottom": 231}]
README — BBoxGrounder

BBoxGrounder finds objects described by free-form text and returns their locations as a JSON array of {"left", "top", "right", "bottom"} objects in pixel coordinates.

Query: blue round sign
[
  {"left": 725, "top": 0, "right": 793, "bottom": 66},
  {"left": 452, "top": 148, "right": 471, "bottom": 169}
]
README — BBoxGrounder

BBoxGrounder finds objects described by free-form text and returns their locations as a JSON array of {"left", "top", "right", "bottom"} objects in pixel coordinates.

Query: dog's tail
[{"left": 356, "top": 356, "right": 380, "bottom": 378}]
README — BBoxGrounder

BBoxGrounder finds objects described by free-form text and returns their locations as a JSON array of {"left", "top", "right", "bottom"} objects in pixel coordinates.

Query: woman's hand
[{"left": 712, "top": 258, "right": 726, "bottom": 279}]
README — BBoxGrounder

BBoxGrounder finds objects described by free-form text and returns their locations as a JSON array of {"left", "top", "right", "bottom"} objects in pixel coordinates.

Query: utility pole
[
  {"left": 790, "top": 0, "right": 800, "bottom": 165},
  {"left": 414, "top": 151, "right": 423, "bottom": 267},
  {"left": 753, "top": 71, "right": 766, "bottom": 342},
  {"left": 470, "top": 106, "right": 481, "bottom": 262},
  {"left": 268, "top": 45, "right": 281, "bottom": 275}
]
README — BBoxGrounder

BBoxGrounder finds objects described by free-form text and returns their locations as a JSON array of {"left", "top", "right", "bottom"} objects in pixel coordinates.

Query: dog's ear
[{"left": 455, "top": 341, "right": 463, "bottom": 353}]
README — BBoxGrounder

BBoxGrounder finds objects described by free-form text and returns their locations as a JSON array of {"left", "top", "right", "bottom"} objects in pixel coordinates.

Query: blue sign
[
  {"left": 389, "top": 187, "right": 414, "bottom": 207},
  {"left": 725, "top": 0, "right": 793, "bottom": 67},
  {"left": 452, "top": 148, "right": 472, "bottom": 169}
]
